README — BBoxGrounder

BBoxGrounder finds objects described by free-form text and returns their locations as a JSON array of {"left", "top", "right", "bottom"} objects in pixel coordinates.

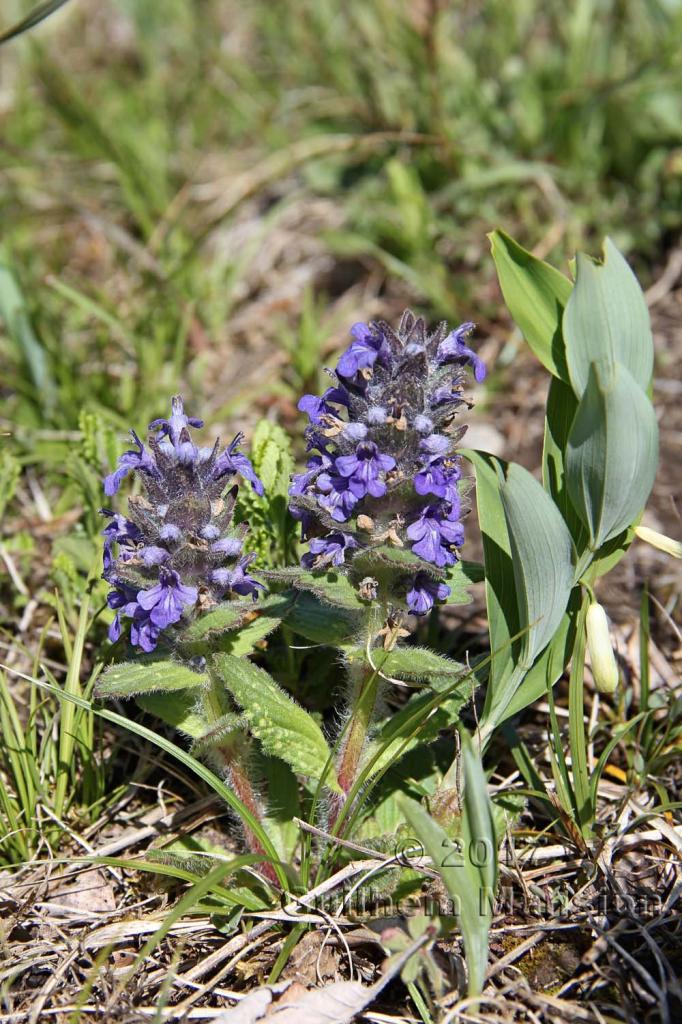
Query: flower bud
[
  {"left": 586, "top": 601, "right": 619, "bottom": 694},
  {"left": 635, "top": 525, "right": 682, "bottom": 559}
]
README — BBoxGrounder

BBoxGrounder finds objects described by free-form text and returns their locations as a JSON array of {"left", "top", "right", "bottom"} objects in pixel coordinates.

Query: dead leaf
[
  {"left": 214, "top": 932, "right": 430, "bottom": 1023},
  {"left": 52, "top": 869, "right": 116, "bottom": 914}
]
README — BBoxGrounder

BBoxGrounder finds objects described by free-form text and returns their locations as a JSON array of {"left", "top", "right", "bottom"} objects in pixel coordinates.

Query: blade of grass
[
  {"left": 0, "top": 0, "right": 73, "bottom": 45},
  {"left": 8, "top": 667, "right": 289, "bottom": 889}
]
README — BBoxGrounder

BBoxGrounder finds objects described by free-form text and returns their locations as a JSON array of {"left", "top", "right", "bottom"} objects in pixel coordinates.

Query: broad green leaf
[
  {"left": 564, "top": 238, "right": 653, "bottom": 398},
  {"left": 354, "top": 545, "right": 445, "bottom": 578},
  {"left": 137, "top": 689, "right": 205, "bottom": 738},
  {"left": 566, "top": 362, "right": 658, "bottom": 551},
  {"left": 463, "top": 451, "right": 519, "bottom": 706},
  {"left": 582, "top": 527, "right": 635, "bottom": 584},
  {"left": 214, "top": 653, "right": 340, "bottom": 791},
  {"left": 181, "top": 594, "right": 292, "bottom": 650},
  {"left": 542, "top": 377, "right": 587, "bottom": 548},
  {"left": 441, "top": 560, "right": 482, "bottom": 605},
  {"left": 499, "top": 597, "right": 577, "bottom": 722},
  {"left": 260, "top": 755, "right": 301, "bottom": 861},
  {"left": 399, "top": 732, "right": 497, "bottom": 996},
  {"left": 489, "top": 230, "right": 572, "bottom": 379},
  {"left": 501, "top": 463, "right": 574, "bottom": 668},
  {"left": 249, "top": 419, "right": 294, "bottom": 497},
  {"left": 0, "top": 450, "right": 21, "bottom": 523},
  {"left": 286, "top": 591, "right": 362, "bottom": 644},
  {"left": 96, "top": 660, "right": 208, "bottom": 699}
]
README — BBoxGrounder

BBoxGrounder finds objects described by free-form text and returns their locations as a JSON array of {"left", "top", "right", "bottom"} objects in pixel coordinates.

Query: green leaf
[
  {"left": 366, "top": 688, "right": 470, "bottom": 777},
  {"left": 0, "top": 261, "right": 55, "bottom": 406},
  {"left": 442, "top": 560, "right": 483, "bottom": 605},
  {"left": 542, "top": 377, "right": 588, "bottom": 548},
  {"left": 399, "top": 731, "right": 497, "bottom": 997},
  {"left": 566, "top": 362, "right": 659, "bottom": 551},
  {"left": 500, "top": 463, "right": 574, "bottom": 668},
  {"left": 0, "top": 450, "right": 21, "bottom": 524},
  {"left": 96, "top": 660, "right": 208, "bottom": 699},
  {"left": 137, "top": 690, "right": 205, "bottom": 738},
  {"left": 0, "top": 0, "right": 72, "bottom": 46},
  {"left": 284, "top": 568, "right": 369, "bottom": 611},
  {"left": 564, "top": 238, "right": 653, "bottom": 398},
  {"left": 249, "top": 420, "right": 295, "bottom": 497},
  {"left": 463, "top": 451, "right": 519, "bottom": 703},
  {"left": 180, "top": 601, "right": 254, "bottom": 642},
  {"left": 181, "top": 594, "right": 292, "bottom": 648},
  {"left": 213, "top": 653, "right": 340, "bottom": 791},
  {"left": 286, "top": 591, "right": 362, "bottom": 644},
  {"left": 354, "top": 545, "right": 445, "bottom": 578},
  {"left": 344, "top": 646, "right": 465, "bottom": 690},
  {"left": 500, "top": 597, "right": 578, "bottom": 722},
  {"left": 489, "top": 230, "right": 572, "bottom": 379}
]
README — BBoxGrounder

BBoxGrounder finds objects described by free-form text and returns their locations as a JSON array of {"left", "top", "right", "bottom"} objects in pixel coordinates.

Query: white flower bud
[
  {"left": 635, "top": 526, "right": 682, "bottom": 559},
  {"left": 586, "top": 601, "right": 619, "bottom": 694}
]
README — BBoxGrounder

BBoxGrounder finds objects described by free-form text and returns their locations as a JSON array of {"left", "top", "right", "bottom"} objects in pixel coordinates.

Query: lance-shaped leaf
[
  {"left": 566, "top": 362, "right": 659, "bottom": 551},
  {"left": 489, "top": 229, "right": 572, "bottom": 380},
  {"left": 96, "top": 659, "right": 208, "bottom": 699},
  {"left": 501, "top": 462, "right": 574, "bottom": 669},
  {"left": 342, "top": 645, "right": 465, "bottom": 690},
  {"left": 564, "top": 238, "right": 653, "bottom": 399},
  {"left": 399, "top": 731, "right": 497, "bottom": 996},
  {"left": 214, "top": 653, "right": 340, "bottom": 791}
]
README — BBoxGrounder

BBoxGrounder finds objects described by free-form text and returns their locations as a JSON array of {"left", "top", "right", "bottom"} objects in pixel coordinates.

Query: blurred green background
[
  {"left": 1, "top": 0, "right": 681, "bottom": 431},
  {"left": 1, "top": 0, "right": 681, "bottom": 629}
]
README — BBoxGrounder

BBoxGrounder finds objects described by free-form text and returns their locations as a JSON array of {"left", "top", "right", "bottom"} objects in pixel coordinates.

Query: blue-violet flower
[
  {"left": 102, "top": 396, "right": 264, "bottom": 651},
  {"left": 290, "top": 311, "right": 485, "bottom": 615}
]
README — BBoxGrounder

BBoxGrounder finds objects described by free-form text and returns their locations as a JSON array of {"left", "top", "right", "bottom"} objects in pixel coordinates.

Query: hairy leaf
[
  {"left": 96, "top": 660, "right": 208, "bottom": 698},
  {"left": 214, "top": 653, "right": 340, "bottom": 790},
  {"left": 286, "top": 591, "right": 362, "bottom": 644},
  {"left": 137, "top": 690, "right": 205, "bottom": 738}
]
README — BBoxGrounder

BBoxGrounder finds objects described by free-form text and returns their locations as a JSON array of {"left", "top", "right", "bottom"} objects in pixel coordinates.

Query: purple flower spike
[
  {"left": 102, "top": 395, "right": 264, "bottom": 651},
  {"left": 436, "top": 322, "right": 486, "bottom": 382},
  {"left": 316, "top": 470, "right": 360, "bottom": 522},
  {"left": 298, "top": 386, "right": 349, "bottom": 425},
  {"left": 290, "top": 310, "right": 482, "bottom": 614},
  {"left": 137, "top": 568, "right": 198, "bottom": 629},
  {"left": 407, "top": 574, "right": 451, "bottom": 615}
]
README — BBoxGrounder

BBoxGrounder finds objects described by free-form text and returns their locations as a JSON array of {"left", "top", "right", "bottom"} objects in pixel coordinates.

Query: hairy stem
[
  {"left": 201, "top": 671, "right": 278, "bottom": 883},
  {"left": 328, "top": 607, "right": 394, "bottom": 831},
  {"left": 218, "top": 744, "right": 279, "bottom": 884}
]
